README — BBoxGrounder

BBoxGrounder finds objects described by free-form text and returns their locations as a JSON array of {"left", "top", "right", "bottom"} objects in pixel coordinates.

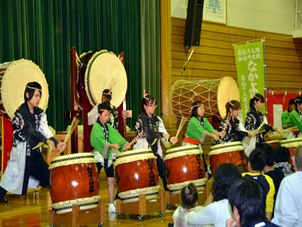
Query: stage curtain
[
  {"left": 140, "top": 0, "right": 161, "bottom": 116},
  {"left": 0, "top": 0, "right": 159, "bottom": 130}
]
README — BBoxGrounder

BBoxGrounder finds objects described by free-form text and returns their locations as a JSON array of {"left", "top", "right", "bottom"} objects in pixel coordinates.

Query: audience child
[
  {"left": 242, "top": 148, "right": 275, "bottom": 221},
  {"left": 173, "top": 183, "right": 198, "bottom": 227},
  {"left": 227, "top": 178, "right": 280, "bottom": 227},
  {"left": 272, "top": 146, "right": 302, "bottom": 227},
  {"left": 187, "top": 163, "right": 242, "bottom": 226}
]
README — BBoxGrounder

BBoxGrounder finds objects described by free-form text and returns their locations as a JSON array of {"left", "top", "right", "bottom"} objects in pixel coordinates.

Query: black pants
[
  {"left": 0, "top": 150, "right": 49, "bottom": 199},
  {"left": 23, "top": 150, "right": 50, "bottom": 194},
  {"left": 156, "top": 153, "right": 169, "bottom": 191},
  {"left": 0, "top": 186, "right": 7, "bottom": 200}
]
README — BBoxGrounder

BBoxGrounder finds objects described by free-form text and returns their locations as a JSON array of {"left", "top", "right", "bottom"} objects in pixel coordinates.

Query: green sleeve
[
  {"left": 90, "top": 123, "right": 108, "bottom": 157},
  {"left": 203, "top": 118, "right": 215, "bottom": 134},
  {"left": 289, "top": 110, "right": 302, "bottom": 132},
  {"left": 185, "top": 117, "right": 209, "bottom": 143},
  {"left": 108, "top": 125, "right": 128, "bottom": 152},
  {"left": 281, "top": 111, "right": 289, "bottom": 127}
]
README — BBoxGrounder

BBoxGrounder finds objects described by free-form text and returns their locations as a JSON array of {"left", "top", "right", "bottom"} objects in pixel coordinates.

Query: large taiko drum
[
  {"left": 280, "top": 137, "right": 302, "bottom": 166},
  {"left": 164, "top": 145, "right": 207, "bottom": 195},
  {"left": 114, "top": 149, "right": 160, "bottom": 204},
  {"left": 209, "top": 141, "right": 246, "bottom": 174},
  {"left": 170, "top": 76, "right": 240, "bottom": 120},
  {"left": 49, "top": 153, "right": 100, "bottom": 214},
  {"left": 0, "top": 59, "right": 49, "bottom": 119},
  {"left": 79, "top": 50, "right": 127, "bottom": 107}
]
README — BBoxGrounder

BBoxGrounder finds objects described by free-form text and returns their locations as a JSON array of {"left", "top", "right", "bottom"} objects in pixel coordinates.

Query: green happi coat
[
  {"left": 287, "top": 110, "right": 302, "bottom": 133},
  {"left": 90, "top": 120, "right": 128, "bottom": 168},
  {"left": 185, "top": 116, "right": 216, "bottom": 143}
]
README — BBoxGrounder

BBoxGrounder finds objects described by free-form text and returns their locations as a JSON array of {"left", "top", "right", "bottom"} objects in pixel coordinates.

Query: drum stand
[
  {"left": 115, "top": 191, "right": 165, "bottom": 221},
  {"left": 49, "top": 200, "right": 105, "bottom": 227}
]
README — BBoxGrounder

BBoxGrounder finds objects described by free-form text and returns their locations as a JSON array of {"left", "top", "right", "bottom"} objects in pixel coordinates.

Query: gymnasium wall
[
  {"left": 171, "top": 0, "right": 294, "bottom": 35},
  {"left": 169, "top": 16, "right": 302, "bottom": 160}
]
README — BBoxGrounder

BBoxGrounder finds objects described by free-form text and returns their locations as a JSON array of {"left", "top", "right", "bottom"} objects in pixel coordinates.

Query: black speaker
[{"left": 184, "top": 0, "right": 204, "bottom": 48}]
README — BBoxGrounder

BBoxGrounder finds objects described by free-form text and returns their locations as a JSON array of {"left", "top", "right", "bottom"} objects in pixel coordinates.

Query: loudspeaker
[{"left": 184, "top": 0, "right": 204, "bottom": 48}]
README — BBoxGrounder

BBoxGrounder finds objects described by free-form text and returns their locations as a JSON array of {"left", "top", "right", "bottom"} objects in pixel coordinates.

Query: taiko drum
[
  {"left": 164, "top": 145, "right": 205, "bottom": 184},
  {"left": 280, "top": 137, "right": 302, "bottom": 166},
  {"left": 114, "top": 149, "right": 159, "bottom": 193},
  {"left": 49, "top": 153, "right": 100, "bottom": 214},
  {"left": 209, "top": 141, "right": 246, "bottom": 174}
]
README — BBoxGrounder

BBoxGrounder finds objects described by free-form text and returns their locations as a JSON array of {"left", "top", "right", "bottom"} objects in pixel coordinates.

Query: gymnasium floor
[{"left": 0, "top": 171, "right": 178, "bottom": 227}]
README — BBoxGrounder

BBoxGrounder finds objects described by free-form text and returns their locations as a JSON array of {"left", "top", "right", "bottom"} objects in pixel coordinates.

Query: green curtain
[
  {"left": 140, "top": 0, "right": 161, "bottom": 116},
  {"left": 0, "top": 0, "right": 160, "bottom": 130}
]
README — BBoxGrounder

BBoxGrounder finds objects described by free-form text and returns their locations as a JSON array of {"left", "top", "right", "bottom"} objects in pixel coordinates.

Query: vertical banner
[{"left": 234, "top": 40, "right": 265, "bottom": 122}]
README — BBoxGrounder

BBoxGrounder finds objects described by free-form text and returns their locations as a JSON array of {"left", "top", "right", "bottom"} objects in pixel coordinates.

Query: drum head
[
  {"left": 0, "top": 59, "right": 49, "bottom": 119},
  {"left": 217, "top": 76, "right": 240, "bottom": 118},
  {"left": 84, "top": 50, "right": 127, "bottom": 107}
]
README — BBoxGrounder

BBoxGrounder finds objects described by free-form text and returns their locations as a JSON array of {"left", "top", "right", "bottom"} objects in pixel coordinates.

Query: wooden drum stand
[
  {"left": 115, "top": 191, "right": 165, "bottom": 221},
  {"left": 49, "top": 201, "right": 105, "bottom": 227}
]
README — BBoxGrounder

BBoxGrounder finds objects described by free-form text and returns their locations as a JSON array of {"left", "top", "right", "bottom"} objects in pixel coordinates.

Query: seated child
[{"left": 173, "top": 183, "right": 198, "bottom": 227}]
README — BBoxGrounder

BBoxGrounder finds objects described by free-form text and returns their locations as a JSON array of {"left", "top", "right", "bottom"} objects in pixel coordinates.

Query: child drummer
[
  {"left": 90, "top": 102, "right": 130, "bottom": 212},
  {"left": 219, "top": 100, "right": 257, "bottom": 143},
  {"left": 134, "top": 93, "right": 178, "bottom": 192},
  {"left": 183, "top": 101, "right": 225, "bottom": 177}
]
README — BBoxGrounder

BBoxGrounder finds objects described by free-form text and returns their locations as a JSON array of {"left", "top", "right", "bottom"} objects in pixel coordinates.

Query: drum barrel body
[
  {"left": 114, "top": 149, "right": 159, "bottom": 192},
  {"left": 78, "top": 51, "right": 95, "bottom": 90},
  {"left": 265, "top": 140, "right": 281, "bottom": 149},
  {"left": 209, "top": 142, "right": 246, "bottom": 174},
  {"left": 164, "top": 146, "right": 205, "bottom": 184},
  {"left": 114, "top": 149, "right": 160, "bottom": 203},
  {"left": 49, "top": 153, "right": 100, "bottom": 214},
  {"left": 115, "top": 157, "right": 159, "bottom": 192},
  {"left": 280, "top": 138, "right": 302, "bottom": 166}
]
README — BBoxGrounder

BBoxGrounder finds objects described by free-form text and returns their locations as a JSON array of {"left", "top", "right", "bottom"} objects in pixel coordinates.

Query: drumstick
[
  {"left": 248, "top": 129, "right": 266, "bottom": 144},
  {"left": 176, "top": 117, "right": 187, "bottom": 138},
  {"left": 257, "top": 121, "right": 266, "bottom": 131},
  {"left": 256, "top": 129, "right": 266, "bottom": 135},
  {"left": 282, "top": 126, "right": 298, "bottom": 132},
  {"left": 60, "top": 117, "right": 79, "bottom": 153},
  {"left": 264, "top": 130, "right": 272, "bottom": 138},
  {"left": 125, "top": 131, "right": 144, "bottom": 150}
]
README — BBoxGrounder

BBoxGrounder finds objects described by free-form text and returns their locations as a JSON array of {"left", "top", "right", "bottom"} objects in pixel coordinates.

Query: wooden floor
[{"left": 0, "top": 171, "right": 179, "bottom": 227}]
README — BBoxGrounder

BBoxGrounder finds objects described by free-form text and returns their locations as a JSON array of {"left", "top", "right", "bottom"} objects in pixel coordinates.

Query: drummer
[
  {"left": 245, "top": 94, "right": 280, "bottom": 144},
  {"left": 281, "top": 98, "right": 296, "bottom": 129},
  {"left": 88, "top": 88, "right": 118, "bottom": 129},
  {"left": 286, "top": 95, "right": 302, "bottom": 134},
  {"left": 134, "top": 93, "right": 178, "bottom": 192},
  {"left": 0, "top": 82, "right": 66, "bottom": 202},
  {"left": 90, "top": 102, "right": 130, "bottom": 212},
  {"left": 183, "top": 101, "right": 225, "bottom": 177},
  {"left": 218, "top": 100, "right": 258, "bottom": 143}
]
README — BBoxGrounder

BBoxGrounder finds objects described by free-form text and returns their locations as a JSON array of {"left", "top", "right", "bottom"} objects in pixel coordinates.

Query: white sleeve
[
  {"left": 88, "top": 105, "right": 98, "bottom": 125},
  {"left": 187, "top": 204, "right": 218, "bottom": 226},
  {"left": 272, "top": 177, "right": 300, "bottom": 227},
  {"left": 39, "top": 112, "right": 54, "bottom": 139},
  {"left": 157, "top": 116, "right": 171, "bottom": 148},
  {"left": 157, "top": 116, "right": 168, "bottom": 134},
  {"left": 238, "top": 121, "right": 248, "bottom": 132}
]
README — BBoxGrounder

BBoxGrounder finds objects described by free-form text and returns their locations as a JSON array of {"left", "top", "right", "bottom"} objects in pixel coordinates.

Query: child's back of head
[
  {"left": 181, "top": 183, "right": 198, "bottom": 209},
  {"left": 273, "top": 146, "right": 290, "bottom": 163},
  {"left": 248, "top": 148, "right": 266, "bottom": 171}
]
